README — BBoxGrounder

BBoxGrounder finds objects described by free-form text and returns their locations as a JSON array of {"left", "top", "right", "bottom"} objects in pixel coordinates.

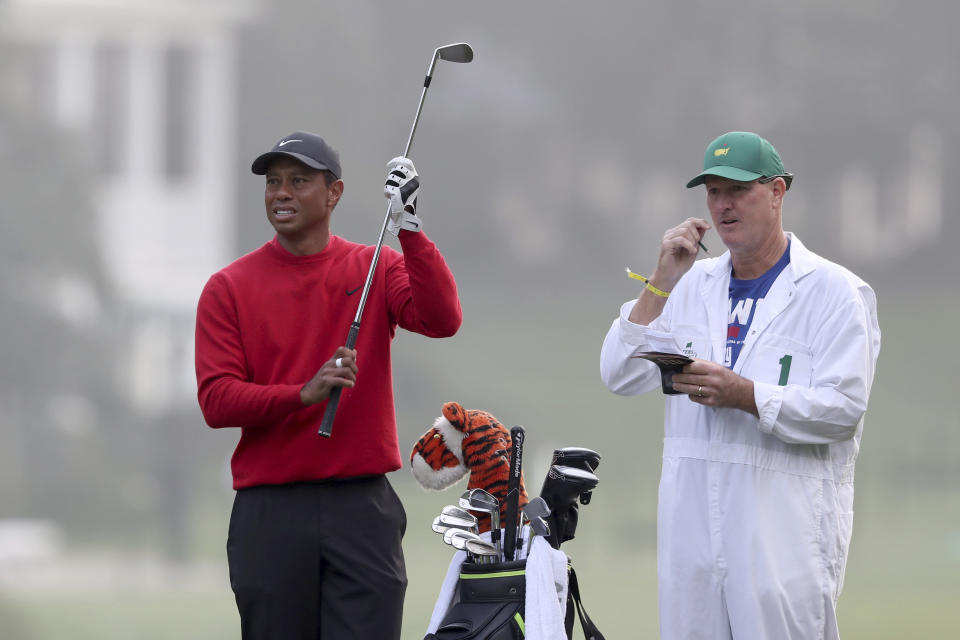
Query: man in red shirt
[{"left": 195, "top": 131, "right": 462, "bottom": 639}]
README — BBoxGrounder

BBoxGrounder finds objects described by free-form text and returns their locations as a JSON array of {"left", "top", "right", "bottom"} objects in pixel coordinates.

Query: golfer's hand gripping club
[
  {"left": 318, "top": 322, "right": 359, "bottom": 436},
  {"left": 384, "top": 156, "right": 422, "bottom": 236}
]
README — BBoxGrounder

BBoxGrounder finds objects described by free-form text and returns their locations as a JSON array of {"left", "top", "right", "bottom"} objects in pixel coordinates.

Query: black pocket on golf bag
[{"left": 425, "top": 559, "right": 526, "bottom": 640}]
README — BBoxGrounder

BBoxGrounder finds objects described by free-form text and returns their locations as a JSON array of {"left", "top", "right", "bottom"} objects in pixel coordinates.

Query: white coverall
[{"left": 600, "top": 234, "right": 880, "bottom": 640}]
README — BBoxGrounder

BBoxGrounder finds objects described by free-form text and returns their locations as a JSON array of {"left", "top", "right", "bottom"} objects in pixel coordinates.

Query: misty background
[{"left": 0, "top": 0, "right": 957, "bottom": 638}]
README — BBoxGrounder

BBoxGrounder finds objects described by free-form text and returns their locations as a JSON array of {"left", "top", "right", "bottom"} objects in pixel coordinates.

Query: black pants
[{"left": 227, "top": 476, "right": 407, "bottom": 639}]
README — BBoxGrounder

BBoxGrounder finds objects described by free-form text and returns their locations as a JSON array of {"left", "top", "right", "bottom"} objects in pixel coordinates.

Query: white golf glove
[{"left": 384, "top": 156, "right": 422, "bottom": 235}]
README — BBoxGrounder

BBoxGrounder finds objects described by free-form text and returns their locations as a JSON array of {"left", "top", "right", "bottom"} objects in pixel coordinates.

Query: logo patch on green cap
[{"left": 686, "top": 132, "right": 790, "bottom": 189}]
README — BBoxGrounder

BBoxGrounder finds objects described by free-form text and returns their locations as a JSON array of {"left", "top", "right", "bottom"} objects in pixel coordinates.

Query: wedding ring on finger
[
  {"left": 335, "top": 357, "right": 343, "bottom": 368},
  {"left": 698, "top": 385, "right": 703, "bottom": 396}
]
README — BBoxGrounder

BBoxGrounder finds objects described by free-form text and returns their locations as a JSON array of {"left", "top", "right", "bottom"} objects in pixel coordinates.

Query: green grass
[{"left": 2, "top": 590, "right": 238, "bottom": 640}]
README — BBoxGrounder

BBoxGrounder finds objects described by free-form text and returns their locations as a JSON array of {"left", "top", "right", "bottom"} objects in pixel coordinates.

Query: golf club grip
[
  {"left": 317, "top": 322, "right": 361, "bottom": 437},
  {"left": 503, "top": 425, "right": 524, "bottom": 561}
]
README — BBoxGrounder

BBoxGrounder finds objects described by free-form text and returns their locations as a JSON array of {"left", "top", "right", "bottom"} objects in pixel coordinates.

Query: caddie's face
[
  {"left": 704, "top": 175, "right": 783, "bottom": 256},
  {"left": 264, "top": 157, "right": 343, "bottom": 251}
]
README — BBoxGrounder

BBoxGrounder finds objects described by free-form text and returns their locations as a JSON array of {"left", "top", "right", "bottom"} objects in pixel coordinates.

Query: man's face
[
  {"left": 264, "top": 157, "right": 343, "bottom": 244},
  {"left": 704, "top": 175, "right": 783, "bottom": 254}
]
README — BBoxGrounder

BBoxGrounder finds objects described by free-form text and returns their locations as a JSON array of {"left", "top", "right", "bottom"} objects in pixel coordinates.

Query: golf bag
[
  {"left": 425, "top": 559, "right": 526, "bottom": 640},
  {"left": 425, "top": 559, "right": 604, "bottom": 640}
]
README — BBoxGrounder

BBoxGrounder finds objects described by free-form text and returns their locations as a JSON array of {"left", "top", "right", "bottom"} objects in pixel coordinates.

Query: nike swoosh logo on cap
[{"left": 278, "top": 139, "right": 302, "bottom": 146}]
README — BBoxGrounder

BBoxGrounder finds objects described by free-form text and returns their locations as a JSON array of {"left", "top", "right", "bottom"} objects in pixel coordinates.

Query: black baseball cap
[{"left": 251, "top": 130, "right": 342, "bottom": 178}]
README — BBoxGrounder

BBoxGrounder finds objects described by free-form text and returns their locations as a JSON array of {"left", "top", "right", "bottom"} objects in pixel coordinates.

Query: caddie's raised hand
[
  {"left": 384, "top": 156, "right": 423, "bottom": 235},
  {"left": 652, "top": 218, "right": 712, "bottom": 290}
]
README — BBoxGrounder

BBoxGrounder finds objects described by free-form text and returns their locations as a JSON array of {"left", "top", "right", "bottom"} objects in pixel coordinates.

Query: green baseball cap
[{"left": 686, "top": 131, "right": 792, "bottom": 189}]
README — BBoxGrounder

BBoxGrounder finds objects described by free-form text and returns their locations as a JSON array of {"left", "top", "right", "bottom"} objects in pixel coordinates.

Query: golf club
[
  {"left": 459, "top": 488, "right": 501, "bottom": 559},
  {"left": 444, "top": 528, "right": 495, "bottom": 564},
  {"left": 463, "top": 537, "right": 498, "bottom": 561},
  {"left": 522, "top": 497, "right": 552, "bottom": 550},
  {"left": 318, "top": 42, "right": 474, "bottom": 437},
  {"left": 432, "top": 514, "right": 479, "bottom": 536},
  {"left": 539, "top": 464, "right": 599, "bottom": 548},
  {"left": 523, "top": 496, "right": 551, "bottom": 520},
  {"left": 528, "top": 515, "right": 550, "bottom": 538},
  {"left": 443, "top": 528, "right": 474, "bottom": 553},
  {"left": 440, "top": 504, "right": 477, "bottom": 523},
  {"left": 551, "top": 447, "right": 602, "bottom": 472},
  {"left": 443, "top": 527, "right": 474, "bottom": 547},
  {"left": 550, "top": 447, "right": 601, "bottom": 503},
  {"left": 503, "top": 425, "right": 525, "bottom": 561},
  {"left": 539, "top": 465, "right": 599, "bottom": 509}
]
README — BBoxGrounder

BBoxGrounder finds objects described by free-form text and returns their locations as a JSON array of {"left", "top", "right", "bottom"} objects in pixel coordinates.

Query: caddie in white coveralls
[{"left": 600, "top": 132, "right": 880, "bottom": 640}]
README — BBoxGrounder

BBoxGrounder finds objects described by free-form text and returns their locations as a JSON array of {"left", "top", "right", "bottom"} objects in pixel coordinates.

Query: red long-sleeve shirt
[{"left": 195, "top": 231, "right": 461, "bottom": 488}]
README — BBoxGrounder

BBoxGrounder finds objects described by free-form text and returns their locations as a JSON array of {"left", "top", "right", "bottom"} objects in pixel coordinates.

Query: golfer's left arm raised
[{"left": 382, "top": 157, "right": 462, "bottom": 337}]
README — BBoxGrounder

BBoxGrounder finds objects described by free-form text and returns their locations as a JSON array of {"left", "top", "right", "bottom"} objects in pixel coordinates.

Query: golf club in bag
[
  {"left": 427, "top": 443, "right": 605, "bottom": 640},
  {"left": 550, "top": 447, "right": 601, "bottom": 505},
  {"left": 503, "top": 425, "right": 525, "bottom": 561},
  {"left": 540, "top": 451, "right": 604, "bottom": 640},
  {"left": 551, "top": 447, "right": 602, "bottom": 472},
  {"left": 539, "top": 463, "right": 599, "bottom": 549},
  {"left": 318, "top": 42, "right": 474, "bottom": 437}
]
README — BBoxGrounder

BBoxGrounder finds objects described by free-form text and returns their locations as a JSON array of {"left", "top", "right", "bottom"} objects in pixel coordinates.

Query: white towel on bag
[
  {"left": 523, "top": 535, "right": 569, "bottom": 640},
  {"left": 426, "top": 548, "right": 468, "bottom": 634}
]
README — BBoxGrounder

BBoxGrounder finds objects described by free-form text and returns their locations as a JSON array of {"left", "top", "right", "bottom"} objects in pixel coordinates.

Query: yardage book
[{"left": 631, "top": 351, "right": 694, "bottom": 395}]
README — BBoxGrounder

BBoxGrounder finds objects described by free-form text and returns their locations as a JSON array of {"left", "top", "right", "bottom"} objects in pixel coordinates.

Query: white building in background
[
  {"left": 2, "top": 0, "right": 259, "bottom": 414},
  {"left": 3, "top": 0, "right": 258, "bottom": 309}
]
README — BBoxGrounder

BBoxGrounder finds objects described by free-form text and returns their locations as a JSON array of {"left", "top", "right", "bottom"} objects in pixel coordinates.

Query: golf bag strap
[{"left": 568, "top": 566, "right": 605, "bottom": 640}]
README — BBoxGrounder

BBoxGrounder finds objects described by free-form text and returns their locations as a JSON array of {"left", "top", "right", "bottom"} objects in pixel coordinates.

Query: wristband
[
  {"left": 645, "top": 281, "right": 670, "bottom": 298},
  {"left": 625, "top": 267, "right": 670, "bottom": 298}
]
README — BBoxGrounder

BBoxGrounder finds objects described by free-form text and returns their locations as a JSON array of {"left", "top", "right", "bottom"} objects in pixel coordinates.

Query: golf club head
[
  {"left": 464, "top": 537, "right": 498, "bottom": 557},
  {"left": 539, "top": 465, "right": 599, "bottom": 511},
  {"left": 551, "top": 448, "right": 601, "bottom": 503},
  {"left": 436, "top": 42, "right": 474, "bottom": 63},
  {"left": 441, "top": 505, "right": 477, "bottom": 523},
  {"left": 529, "top": 515, "right": 550, "bottom": 538},
  {"left": 443, "top": 527, "right": 469, "bottom": 547},
  {"left": 458, "top": 489, "right": 499, "bottom": 535},
  {"left": 539, "top": 465, "right": 599, "bottom": 548},
  {"left": 445, "top": 528, "right": 485, "bottom": 552},
  {"left": 459, "top": 488, "right": 499, "bottom": 515},
  {"left": 522, "top": 496, "right": 551, "bottom": 520},
  {"left": 432, "top": 513, "right": 479, "bottom": 535},
  {"left": 551, "top": 447, "right": 602, "bottom": 472}
]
